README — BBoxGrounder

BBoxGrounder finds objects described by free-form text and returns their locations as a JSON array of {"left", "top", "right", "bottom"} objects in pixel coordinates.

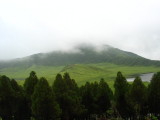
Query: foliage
[
  {"left": 114, "top": 72, "right": 131, "bottom": 118},
  {"left": 53, "top": 73, "right": 85, "bottom": 120},
  {"left": 96, "top": 78, "right": 113, "bottom": 114},
  {"left": 80, "top": 79, "right": 113, "bottom": 118},
  {"left": 148, "top": 72, "right": 160, "bottom": 115},
  {"left": 127, "top": 76, "right": 147, "bottom": 119},
  {"left": 0, "top": 75, "right": 15, "bottom": 120},
  {"left": 11, "top": 79, "right": 30, "bottom": 120},
  {"left": 0, "top": 70, "right": 160, "bottom": 119},
  {"left": 24, "top": 71, "right": 38, "bottom": 97},
  {"left": 32, "top": 77, "right": 61, "bottom": 120},
  {"left": 23, "top": 71, "right": 39, "bottom": 120}
]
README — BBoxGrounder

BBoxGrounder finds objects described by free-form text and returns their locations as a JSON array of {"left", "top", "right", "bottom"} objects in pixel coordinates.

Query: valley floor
[{"left": 0, "top": 63, "right": 159, "bottom": 87}]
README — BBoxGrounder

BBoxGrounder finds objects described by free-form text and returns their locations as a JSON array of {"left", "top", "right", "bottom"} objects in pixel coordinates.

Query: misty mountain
[{"left": 0, "top": 45, "right": 160, "bottom": 69}]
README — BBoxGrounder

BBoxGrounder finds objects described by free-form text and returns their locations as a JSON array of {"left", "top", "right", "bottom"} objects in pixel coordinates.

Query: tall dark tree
[
  {"left": 63, "top": 72, "right": 78, "bottom": 91},
  {"left": 96, "top": 78, "right": 113, "bottom": 114},
  {"left": 80, "top": 79, "right": 113, "bottom": 118},
  {"left": 10, "top": 79, "right": 32, "bottom": 120},
  {"left": 53, "top": 73, "right": 69, "bottom": 119},
  {"left": 53, "top": 73, "right": 68, "bottom": 94},
  {"left": 128, "top": 76, "right": 147, "bottom": 119},
  {"left": 80, "top": 82, "right": 96, "bottom": 118},
  {"left": 53, "top": 73, "right": 85, "bottom": 120},
  {"left": 10, "top": 79, "right": 27, "bottom": 120},
  {"left": 91, "top": 81, "right": 99, "bottom": 98},
  {"left": 23, "top": 71, "right": 39, "bottom": 119},
  {"left": 114, "top": 72, "right": 130, "bottom": 119},
  {"left": 148, "top": 72, "right": 160, "bottom": 116},
  {"left": 10, "top": 79, "right": 23, "bottom": 92},
  {"left": 0, "top": 75, "right": 14, "bottom": 120},
  {"left": 24, "top": 71, "right": 38, "bottom": 97},
  {"left": 32, "top": 77, "right": 61, "bottom": 120}
]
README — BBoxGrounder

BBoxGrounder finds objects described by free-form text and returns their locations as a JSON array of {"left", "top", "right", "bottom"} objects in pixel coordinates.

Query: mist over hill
[{"left": 0, "top": 44, "right": 160, "bottom": 69}]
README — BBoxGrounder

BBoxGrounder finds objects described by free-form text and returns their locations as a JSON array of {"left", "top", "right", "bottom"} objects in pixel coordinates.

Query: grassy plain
[{"left": 0, "top": 63, "right": 159, "bottom": 88}]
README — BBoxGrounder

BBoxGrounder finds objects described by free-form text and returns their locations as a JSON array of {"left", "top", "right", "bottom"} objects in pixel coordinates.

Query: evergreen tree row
[{"left": 0, "top": 71, "right": 160, "bottom": 120}]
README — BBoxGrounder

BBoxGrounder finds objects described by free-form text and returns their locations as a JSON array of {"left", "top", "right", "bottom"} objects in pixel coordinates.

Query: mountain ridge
[{"left": 0, "top": 44, "right": 160, "bottom": 69}]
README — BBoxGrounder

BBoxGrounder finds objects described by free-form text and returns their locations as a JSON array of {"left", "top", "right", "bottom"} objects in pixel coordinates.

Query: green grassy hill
[
  {"left": 1, "top": 45, "right": 160, "bottom": 69},
  {"left": 0, "top": 63, "right": 159, "bottom": 87},
  {"left": 0, "top": 44, "right": 160, "bottom": 87}
]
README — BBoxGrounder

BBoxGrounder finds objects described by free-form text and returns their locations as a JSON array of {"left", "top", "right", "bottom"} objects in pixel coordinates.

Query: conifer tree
[
  {"left": 53, "top": 73, "right": 68, "bottom": 94},
  {"left": 81, "top": 82, "right": 96, "bottom": 117},
  {"left": 97, "top": 78, "right": 113, "bottom": 114},
  {"left": 32, "top": 77, "right": 61, "bottom": 120},
  {"left": 63, "top": 72, "right": 78, "bottom": 91},
  {"left": 53, "top": 73, "right": 85, "bottom": 120},
  {"left": 148, "top": 72, "right": 160, "bottom": 115},
  {"left": 128, "top": 76, "right": 147, "bottom": 119},
  {"left": 24, "top": 71, "right": 38, "bottom": 97},
  {"left": 114, "top": 72, "right": 130, "bottom": 119},
  {"left": 23, "top": 71, "right": 39, "bottom": 119},
  {"left": 0, "top": 75, "right": 15, "bottom": 120},
  {"left": 10, "top": 79, "right": 28, "bottom": 120}
]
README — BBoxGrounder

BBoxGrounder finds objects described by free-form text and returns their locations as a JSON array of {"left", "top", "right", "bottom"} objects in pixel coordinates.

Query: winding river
[{"left": 127, "top": 73, "right": 154, "bottom": 82}]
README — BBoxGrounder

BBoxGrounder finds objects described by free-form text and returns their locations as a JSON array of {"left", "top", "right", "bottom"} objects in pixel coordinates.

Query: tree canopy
[
  {"left": 0, "top": 71, "right": 160, "bottom": 119},
  {"left": 32, "top": 77, "right": 61, "bottom": 120}
]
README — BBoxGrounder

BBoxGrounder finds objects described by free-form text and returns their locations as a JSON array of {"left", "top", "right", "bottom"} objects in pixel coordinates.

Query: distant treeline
[{"left": 0, "top": 71, "right": 160, "bottom": 120}]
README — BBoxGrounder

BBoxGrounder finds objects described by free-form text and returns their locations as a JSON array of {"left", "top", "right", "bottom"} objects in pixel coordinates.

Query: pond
[{"left": 127, "top": 73, "right": 154, "bottom": 82}]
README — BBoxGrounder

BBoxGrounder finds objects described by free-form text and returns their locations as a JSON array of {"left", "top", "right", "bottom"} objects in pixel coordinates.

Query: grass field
[{"left": 0, "top": 63, "right": 159, "bottom": 88}]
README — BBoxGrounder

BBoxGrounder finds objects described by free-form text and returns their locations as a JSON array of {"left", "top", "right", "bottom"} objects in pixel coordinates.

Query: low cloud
[{"left": 0, "top": 0, "right": 160, "bottom": 60}]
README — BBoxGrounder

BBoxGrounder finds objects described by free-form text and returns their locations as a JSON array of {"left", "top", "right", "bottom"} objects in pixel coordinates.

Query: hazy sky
[{"left": 0, "top": 0, "right": 160, "bottom": 60}]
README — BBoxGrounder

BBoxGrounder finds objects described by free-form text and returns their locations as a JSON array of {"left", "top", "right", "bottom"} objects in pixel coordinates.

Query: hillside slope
[
  {"left": 0, "top": 45, "right": 160, "bottom": 69},
  {"left": 0, "top": 44, "right": 160, "bottom": 86}
]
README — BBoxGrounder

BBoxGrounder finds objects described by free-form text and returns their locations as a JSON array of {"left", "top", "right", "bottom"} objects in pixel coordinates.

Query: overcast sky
[{"left": 0, "top": 0, "right": 160, "bottom": 60}]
